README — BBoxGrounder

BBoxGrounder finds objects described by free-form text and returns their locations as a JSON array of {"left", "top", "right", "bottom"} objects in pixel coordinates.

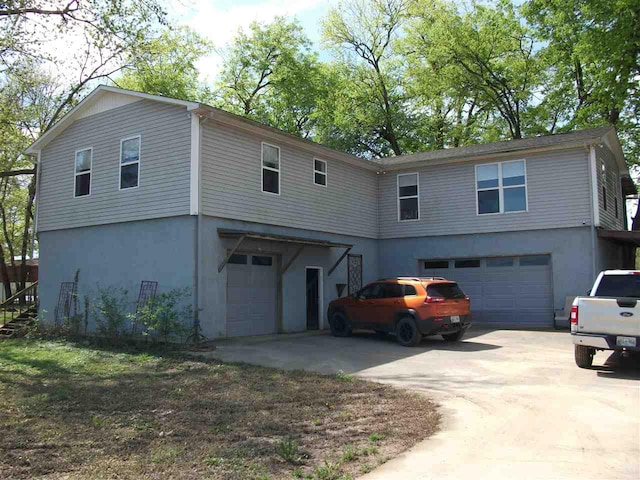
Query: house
[{"left": 25, "top": 85, "right": 636, "bottom": 337}]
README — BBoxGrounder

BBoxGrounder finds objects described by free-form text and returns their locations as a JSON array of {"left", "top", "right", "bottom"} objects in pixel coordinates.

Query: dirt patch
[{"left": 0, "top": 340, "right": 439, "bottom": 479}]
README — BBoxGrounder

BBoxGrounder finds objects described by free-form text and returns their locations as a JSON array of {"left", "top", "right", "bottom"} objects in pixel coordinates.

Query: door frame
[{"left": 305, "top": 266, "right": 324, "bottom": 330}]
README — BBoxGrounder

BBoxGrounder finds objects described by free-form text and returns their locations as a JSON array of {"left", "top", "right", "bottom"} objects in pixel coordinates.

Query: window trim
[
  {"left": 313, "top": 158, "right": 328, "bottom": 187},
  {"left": 261, "top": 141, "right": 281, "bottom": 196},
  {"left": 73, "top": 147, "right": 93, "bottom": 198},
  {"left": 397, "top": 172, "right": 420, "bottom": 222},
  {"left": 475, "top": 159, "right": 528, "bottom": 216},
  {"left": 119, "top": 134, "right": 141, "bottom": 191}
]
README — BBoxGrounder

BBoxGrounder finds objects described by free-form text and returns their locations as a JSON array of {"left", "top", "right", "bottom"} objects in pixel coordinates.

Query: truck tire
[
  {"left": 395, "top": 317, "right": 422, "bottom": 347},
  {"left": 329, "top": 312, "right": 352, "bottom": 337},
  {"left": 575, "top": 345, "right": 594, "bottom": 368}
]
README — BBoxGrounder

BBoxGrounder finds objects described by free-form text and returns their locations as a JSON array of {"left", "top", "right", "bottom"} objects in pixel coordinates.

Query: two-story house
[{"left": 26, "top": 86, "right": 636, "bottom": 337}]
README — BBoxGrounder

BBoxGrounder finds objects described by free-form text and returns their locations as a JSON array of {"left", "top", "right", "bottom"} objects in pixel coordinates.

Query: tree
[
  {"left": 322, "top": 0, "right": 411, "bottom": 157},
  {"left": 215, "top": 17, "right": 326, "bottom": 138},
  {"left": 116, "top": 27, "right": 213, "bottom": 102}
]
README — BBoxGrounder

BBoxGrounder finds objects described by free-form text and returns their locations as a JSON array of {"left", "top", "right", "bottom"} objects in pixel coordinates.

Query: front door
[{"left": 306, "top": 268, "right": 320, "bottom": 330}]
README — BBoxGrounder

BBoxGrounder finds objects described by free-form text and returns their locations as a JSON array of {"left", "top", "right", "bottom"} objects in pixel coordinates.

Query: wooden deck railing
[{"left": 0, "top": 281, "right": 39, "bottom": 327}]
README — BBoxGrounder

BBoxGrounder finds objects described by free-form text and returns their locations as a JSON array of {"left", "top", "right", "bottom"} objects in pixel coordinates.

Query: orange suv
[{"left": 327, "top": 277, "right": 472, "bottom": 346}]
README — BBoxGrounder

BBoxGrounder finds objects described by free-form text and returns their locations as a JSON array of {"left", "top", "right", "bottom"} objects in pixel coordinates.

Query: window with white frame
[
  {"left": 120, "top": 136, "right": 140, "bottom": 189},
  {"left": 74, "top": 148, "right": 92, "bottom": 197},
  {"left": 262, "top": 143, "right": 280, "bottom": 194},
  {"left": 476, "top": 160, "right": 527, "bottom": 214},
  {"left": 314, "top": 159, "right": 327, "bottom": 186},
  {"left": 398, "top": 173, "right": 419, "bottom": 221}
]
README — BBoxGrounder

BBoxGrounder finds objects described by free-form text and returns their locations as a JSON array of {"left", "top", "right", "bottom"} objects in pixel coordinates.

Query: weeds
[{"left": 278, "top": 438, "right": 299, "bottom": 463}]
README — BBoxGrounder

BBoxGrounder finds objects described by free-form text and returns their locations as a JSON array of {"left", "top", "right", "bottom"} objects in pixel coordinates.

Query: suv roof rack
[{"left": 379, "top": 276, "right": 448, "bottom": 282}]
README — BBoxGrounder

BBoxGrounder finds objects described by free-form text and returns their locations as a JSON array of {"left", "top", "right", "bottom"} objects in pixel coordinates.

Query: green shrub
[
  {"left": 133, "top": 287, "right": 191, "bottom": 343},
  {"left": 92, "top": 286, "right": 130, "bottom": 338},
  {"left": 278, "top": 437, "right": 299, "bottom": 463}
]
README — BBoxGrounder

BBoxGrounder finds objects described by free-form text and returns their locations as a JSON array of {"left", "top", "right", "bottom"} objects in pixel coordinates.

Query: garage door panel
[{"left": 420, "top": 255, "right": 553, "bottom": 327}]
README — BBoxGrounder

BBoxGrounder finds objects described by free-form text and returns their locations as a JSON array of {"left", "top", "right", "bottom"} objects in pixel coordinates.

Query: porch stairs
[{"left": 0, "top": 281, "right": 38, "bottom": 339}]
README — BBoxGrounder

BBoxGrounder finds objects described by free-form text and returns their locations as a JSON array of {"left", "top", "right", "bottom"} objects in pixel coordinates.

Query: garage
[
  {"left": 226, "top": 253, "right": 277, "bottom": 337},
  {"left": 420, "top": 255, "right": 553, "bottom": 326}
]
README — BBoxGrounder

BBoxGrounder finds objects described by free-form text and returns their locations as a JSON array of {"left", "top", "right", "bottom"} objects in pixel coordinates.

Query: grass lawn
[{"left": 0, "top": 339, "right": 439, "bottom": 479}]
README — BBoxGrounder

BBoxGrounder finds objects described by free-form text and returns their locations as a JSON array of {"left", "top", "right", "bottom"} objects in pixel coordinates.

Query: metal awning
[
  {"left": 217, "top": 228, "right": 353, "bottom": 274},
  {"left": 597, "top": 229, "right": 640, "bottom": 247}
]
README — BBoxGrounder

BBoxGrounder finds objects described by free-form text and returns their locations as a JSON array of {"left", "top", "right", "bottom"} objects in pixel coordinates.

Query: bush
[
  {"left": 133, "top": 287, "right": 191, "bottom": 343},
  {"left": 92, "top": 286, "right": 130, "bottom": 338},
  {"left": 277, "top": 437, "right": 299, "bottom": 463}
]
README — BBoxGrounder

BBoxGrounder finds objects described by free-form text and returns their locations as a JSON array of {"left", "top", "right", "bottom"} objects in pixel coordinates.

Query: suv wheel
[
  {"left": 395, "top": 317, "right": 421, "bottom": 347},
  {"left": 574, "top": 345, "right": 594, "bottom": 368},
  {"left": 442, "top": 328, "right": 467, "bottom": 342},
  {"left": 330, "top": 312, "right": 352, "bottom": 337}
]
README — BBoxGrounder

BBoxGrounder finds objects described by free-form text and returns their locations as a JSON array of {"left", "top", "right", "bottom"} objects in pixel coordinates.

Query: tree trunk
[
  {"left": 0, "top": 242, "right": 11, "bottom": 300},
  {"left": 18, "top": 172, "right": 36, "bottom": 290}
]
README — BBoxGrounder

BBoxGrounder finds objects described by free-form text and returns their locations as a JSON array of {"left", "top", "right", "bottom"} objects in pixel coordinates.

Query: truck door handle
[{"left": 617, "top": 298, "right": 637, "bottom": 308}]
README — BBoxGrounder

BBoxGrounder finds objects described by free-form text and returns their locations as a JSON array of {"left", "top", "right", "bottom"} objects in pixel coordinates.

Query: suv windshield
[
  {"left": 594, "top": 274, "right": 640, "bottom": 298},
  {"left": 426, "top": 283, "right": 466, "bottom": 299}
]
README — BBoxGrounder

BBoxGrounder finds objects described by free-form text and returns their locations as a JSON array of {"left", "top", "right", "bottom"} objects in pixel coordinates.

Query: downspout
[
  {"left": 190, "top": 112, "right": 202, "bottom": 336},
  {"left": 32, "top": 151, "right": 42, "bottom": 258},
  {"left": 588, "top": 145, "right": 599, "bottom": 279}
]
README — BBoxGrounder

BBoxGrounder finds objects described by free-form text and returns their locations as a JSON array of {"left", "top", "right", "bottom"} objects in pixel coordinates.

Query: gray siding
[
  {"left": 38, "top": 100, "right": 191, "bottom": 231},
  {"left": 379, "top": 148, "right": 593, "bottom": 238},
  {"left": 200, "top": 122, "right": 378, "bottom": 239},
  {"left": 597, "top": 145, "right": 625, "bottom": 230}
]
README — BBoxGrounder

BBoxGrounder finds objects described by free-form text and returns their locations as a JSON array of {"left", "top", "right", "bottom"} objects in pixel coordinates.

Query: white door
[
  {"left": 421, "top": 255, "right": 553, "bottom": 326},
  {"left": 226, "top": 253, "right": 277, "bottom": 337}
]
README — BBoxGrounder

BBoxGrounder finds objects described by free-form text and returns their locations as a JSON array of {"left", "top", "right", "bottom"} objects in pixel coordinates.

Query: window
[
  {"left": 120, "top": 136, "right": 140, "bottom": 189},
  {"left": 519, "top": 255, "right": 550, "bottom": 266},
  {"left": 313, "top": 159, "right": 327, "bottom": 186},
  {"left": 404, "top": 285, "right": 417, "bottom": 296},
  {"left": 252, "top": 255, "right": 273, "bottom": 266},
  {"left": 486, "top": 257, "right": 514, "bottom": 267},
  {"left": 455, "top": 259, "right": 480, "bottom": 268},
  {"left": 382, "top": 283, "right": 405, "bottom": 298},
  {"left": 595, "top": 274, "right": 640, "bottom": 298},
  {"left": 424, "top": 260, "right": 449, "bottom": 269},
  {"left": 74, "top": 148, "right": 92, "bottom": 197},
  {"left": 398, "top": 173, "right": 419, "bottom": 221},
  {"left": 357, "top": 283, "right": 384, "bottom": 299},
  {"left": 476, "top": 160, "right": 527, "bottom": 214},
  {"left": 615, "top": 196, "right": 619, "bottom": 219},
  {"left": 602, "top": 185, "right": 607, "bottom": 211},
  {"left": 228, "top": 254, "right": 247, "bottom": 265},
  {"left": 262, "top": 143, "right": 280, "bottom": 194},
  {"left": 426, "top": 283, "right": 466, "bottom": 299}
]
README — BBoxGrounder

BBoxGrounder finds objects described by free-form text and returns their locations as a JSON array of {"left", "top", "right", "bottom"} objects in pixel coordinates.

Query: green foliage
[
  {"left": 277, "top": 437, "right": 299, "bottom": 463},
  {"left": 312, "top": 461, "right": 343, "bottom": 480},
  {"left": 117, "top": 26, "right": 213, "bottom": 101},
  {"left": 368, "top": 433, "right": 384, "bottom": 444},
  {"left": 92, "top": 286, "right": 130, "bottom": 339},
  {"left": 133, "top": 288, "right": 191, "bottom": 342}
]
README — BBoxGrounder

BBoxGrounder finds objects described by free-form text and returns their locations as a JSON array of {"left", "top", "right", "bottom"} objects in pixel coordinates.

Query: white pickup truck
[{"left": 571, "top": 270, "right": 640, "bottom": 368}]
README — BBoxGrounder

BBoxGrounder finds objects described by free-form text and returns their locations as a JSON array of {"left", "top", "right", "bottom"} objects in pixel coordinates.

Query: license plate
[
  {"left": 616, "top": 336, "right": 636, "bottom": 347},
  {"left": 451, "top": 315, "right": 460, "bottom": 323}
]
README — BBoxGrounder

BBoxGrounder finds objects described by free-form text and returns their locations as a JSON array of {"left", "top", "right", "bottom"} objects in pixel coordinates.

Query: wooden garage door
[
  {"left": 421, "top": 255, "right": 553, "bottom": 327},
  {"left": 226, "top": 253, "right": 277, "bottom": 337}
]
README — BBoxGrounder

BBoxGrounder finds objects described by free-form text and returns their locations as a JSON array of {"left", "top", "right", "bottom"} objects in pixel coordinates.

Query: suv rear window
[
  {"left": 426, "top": 283, "right": 466, "bottom": 299},
  {"left": 595, "top": 274, "right": 640, "bottom": 298}
]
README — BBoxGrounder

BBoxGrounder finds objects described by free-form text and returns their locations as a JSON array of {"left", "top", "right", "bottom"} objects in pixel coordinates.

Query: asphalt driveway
[{"left": 209, "top": 328, "right": 640, "bottom": 479}]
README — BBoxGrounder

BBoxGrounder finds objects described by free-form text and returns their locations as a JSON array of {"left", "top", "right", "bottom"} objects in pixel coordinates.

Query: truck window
[{"left": 594, "top": 275, "right": 640, "bottom": 298}]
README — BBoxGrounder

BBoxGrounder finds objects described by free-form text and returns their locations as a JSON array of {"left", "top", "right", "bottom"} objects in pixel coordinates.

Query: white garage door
[
  {"left": 226, "top": 253, "right": 277, "bottom": 337},
  {"left": 421, "top": 255, "right": 553, "bottom": 327}
]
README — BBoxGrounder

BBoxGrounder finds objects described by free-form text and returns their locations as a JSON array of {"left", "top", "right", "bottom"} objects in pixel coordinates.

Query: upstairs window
[
  {"left": 398, "top": 172, "right": 419, "bottom": 221},
  {"left": 602, "top": 185, "right": 607, "bottom": 211},
  {"left": 476, "top": 160, "right": 527, "bottom": 214},
  {"left": 74, "top": 148, "right": 92, "bottom": 197},
  {"left": 120, "top": 136, "right": 140, "bottom": 189},
  {"left": 314, "top": 159, "right": 327, "bottom": 186},
  {"left": 262, "top": 143, "right": 280, "bottom": 195}
]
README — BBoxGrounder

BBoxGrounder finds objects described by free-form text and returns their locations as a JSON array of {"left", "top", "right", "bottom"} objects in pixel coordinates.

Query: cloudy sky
[{"left": 168, "top": 0, "right": 340, "bottom": 82}]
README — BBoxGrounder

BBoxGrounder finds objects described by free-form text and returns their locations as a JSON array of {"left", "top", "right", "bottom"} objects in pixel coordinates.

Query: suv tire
[
  {"left": 330, "top": 312, "right": 352, "bottom": 337},
  {"left": 395, "top": 316, "right": 421, "bottom": 347},
  {"left": 442, "top": 328, "right": 467, "bottom": 342},
  {"left": 574, "top": 345, "right": 594, "bottom": 368}
]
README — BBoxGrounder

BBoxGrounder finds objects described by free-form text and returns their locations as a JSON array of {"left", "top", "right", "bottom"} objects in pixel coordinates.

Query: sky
[{"left": 168, "top": 0, "right": 339, "bottom": 82}]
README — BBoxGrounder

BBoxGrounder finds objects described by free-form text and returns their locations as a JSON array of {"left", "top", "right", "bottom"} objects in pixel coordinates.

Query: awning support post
[
  {"left": 217, "top": 234, "right": 247, "bottom": 272},
  {"left": 282, "top": 245, "right": 304, "bottom": 275},
  {"left": 328, "top": 246, "right": 352, "bottom": 276}
]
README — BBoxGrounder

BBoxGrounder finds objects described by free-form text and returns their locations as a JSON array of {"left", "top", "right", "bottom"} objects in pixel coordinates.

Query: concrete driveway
[{"left": 209, "top": 328, "right": 640, "bottom": 479}]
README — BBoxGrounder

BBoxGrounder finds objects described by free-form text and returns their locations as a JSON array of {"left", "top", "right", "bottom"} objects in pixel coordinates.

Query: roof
[
  {"left": 217, "top": 228, "right": 353, "bottom": 249},
  {"left": 597, "top": 229, "right": 640, "bottom": 247},
  {"left": 25, "top": 85, "right": 628, "bottom": 178}
]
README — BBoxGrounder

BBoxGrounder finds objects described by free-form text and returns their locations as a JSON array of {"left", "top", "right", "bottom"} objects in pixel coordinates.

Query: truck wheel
[
  {"left": 395, "top": 317, "right": 421, "bottom": 347},
  {"left": 329, "top": 312, "right": 352, "bottom": 337},
  {"left": 575, "top": 345, "right": 594, "bottom": 368}
]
